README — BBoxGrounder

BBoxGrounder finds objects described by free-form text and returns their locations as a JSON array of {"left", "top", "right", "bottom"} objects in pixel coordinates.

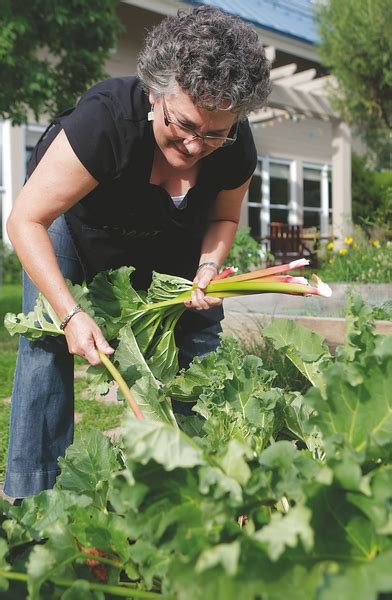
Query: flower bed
[{"left": 317, "top": 230, "right": 392, "bottom": 283}]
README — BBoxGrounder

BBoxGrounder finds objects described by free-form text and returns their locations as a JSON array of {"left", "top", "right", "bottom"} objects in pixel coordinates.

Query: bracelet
[
  {"left": 196, "top": 262, "right": 220, "bottom": 274},
  {"left": 59, "top": 304, "right": 84, "bottom": 331}
]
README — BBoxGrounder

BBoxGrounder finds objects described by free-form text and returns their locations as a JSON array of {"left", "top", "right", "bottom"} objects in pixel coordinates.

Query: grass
[{"left": 0, "top": 284, "right": 124, "bottom": 487}]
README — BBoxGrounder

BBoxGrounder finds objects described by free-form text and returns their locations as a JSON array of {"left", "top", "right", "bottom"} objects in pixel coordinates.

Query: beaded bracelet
[
  {"left": 196, "top": 262, "right": 220, "bottom": 274},
  {"left": 59, "top": 304, "right": 84, "bottom": 331}
]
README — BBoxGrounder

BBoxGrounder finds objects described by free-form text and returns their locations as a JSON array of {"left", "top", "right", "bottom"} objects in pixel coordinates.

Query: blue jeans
[{"left": 4, "top": 215, "right": 221, "bottom": 498}]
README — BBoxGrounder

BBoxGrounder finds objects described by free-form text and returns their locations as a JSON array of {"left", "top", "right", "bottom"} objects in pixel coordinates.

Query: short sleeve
[
  {"left": 218, "top": 119, "right": 257, "bottom": 190},
  {"left": 58, "top": 85, "right": 135, "bottom": 182}
]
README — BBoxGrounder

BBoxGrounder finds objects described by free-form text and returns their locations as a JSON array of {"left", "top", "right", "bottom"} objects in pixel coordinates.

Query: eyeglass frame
[{"left": 161, "top": 95, "right": 239, "bottom": 148}]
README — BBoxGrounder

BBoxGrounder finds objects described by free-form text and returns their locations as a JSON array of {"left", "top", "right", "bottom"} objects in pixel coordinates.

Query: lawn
[{"left": 0, "top": 283, "right": 124, "bottom": 487}]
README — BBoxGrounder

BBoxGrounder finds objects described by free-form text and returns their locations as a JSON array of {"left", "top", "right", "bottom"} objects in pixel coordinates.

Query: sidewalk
[{"left": 221, "top": 284, "right": 392, "bottom": 349}]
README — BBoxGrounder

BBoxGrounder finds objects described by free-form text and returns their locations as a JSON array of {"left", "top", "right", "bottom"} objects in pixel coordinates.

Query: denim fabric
[
  {"left": 4, "top": 216, "right": 84, "bottom": 498},
  {"left": 3, "top": 216, "right": 222, "bottom": 498}
]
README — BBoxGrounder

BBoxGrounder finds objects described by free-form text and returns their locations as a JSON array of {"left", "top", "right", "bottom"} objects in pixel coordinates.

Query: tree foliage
[
  {"left": 0, "top": 0, "right": 122, "bottom": 125},
  {"left": 315, "top": 0, "right": 392, "bottom": 167}
]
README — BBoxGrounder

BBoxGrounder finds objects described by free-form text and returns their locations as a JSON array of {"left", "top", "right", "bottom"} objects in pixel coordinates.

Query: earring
[{"left": 148, "top": 105, "right": 154, "bottom": 121}]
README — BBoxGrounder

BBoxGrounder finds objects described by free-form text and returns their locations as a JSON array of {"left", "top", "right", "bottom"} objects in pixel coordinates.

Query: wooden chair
[{"left": 264, "top": 222, "right": 318, "bottom": 266}]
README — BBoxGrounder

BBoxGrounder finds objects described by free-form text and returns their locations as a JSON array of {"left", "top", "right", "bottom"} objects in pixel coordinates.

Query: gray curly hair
[{"left": 137, "top": 6, "right": 271, "bottom": 116}]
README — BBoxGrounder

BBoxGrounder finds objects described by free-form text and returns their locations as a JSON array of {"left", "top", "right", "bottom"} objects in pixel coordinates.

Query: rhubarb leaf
[
  {"left": 263, "top": 319, "right": 330, "bottom": 394},
  {"left": 122, "top": 416, "right": 204, "bottom": 470},
  {"left": 316, "top": 549, "right": 392, "bottom": 600},
  {"left": 114, "top": 323, "right": 176, "bottom": 425},
  {"left": 55, "top": 429, "right": 120, "bottom": 509},
  {"left": 27, "top": 521, "right": 79, "bottom": 600},
  {"left": 306, "top": 334, "right": 392, "bottom": 460},
  {"left": 253, "top": 504, "right": 314, "bottom": 560},
  {"left": 4, "top": 281, "right": 92, "bottom": 340},
  {"left": 88, "top": 266, "right": 145, "bottom": 340}
]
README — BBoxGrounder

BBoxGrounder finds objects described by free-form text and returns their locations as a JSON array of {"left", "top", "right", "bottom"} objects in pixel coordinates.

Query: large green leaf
[
  {"left": 27, "top": 521, "right": 80, "bottom": 600},
  {"left": 0, "top": 539, "right": 10, "bottom": 592},
  {"left": 263, "top": 319, "right": 331, "bottom": 393},
  {"left": 114, "top": 323, "right": 176, "bottom": 425},
  {"left": 253, "top": 504, "right": 314, "bottom": 560},
  {"left": 2, "top": 489, "right": 91, "bottom": 545},
  {"left": 55, "top": 430, "right": 120, "bottom": 509},
  {"left": 317, "top": 548, "right": 392, "bottom": 600},
  {"left": 306, "top": 335, "right": 392, "bottom": 459},
  {"left": 88, "top": 266, "right": 144, "bottom": 340},
  {"left": 122, "top": 416, "right": 204, "bottom": 471},
  {"left": 4, "top": 281, "right": 91, "bottom": 340}
]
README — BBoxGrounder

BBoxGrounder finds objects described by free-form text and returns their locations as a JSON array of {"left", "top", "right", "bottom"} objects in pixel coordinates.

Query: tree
[
  {"left": 315, "top": 0, "right": 392, "bottom": 167},
  {"left": 0, "top": 0, "right": 122, "bottom": 125}
]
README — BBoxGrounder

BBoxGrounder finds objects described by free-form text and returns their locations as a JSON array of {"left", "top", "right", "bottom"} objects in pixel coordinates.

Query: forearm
[
  {"left": 7, "top": 218, "right": 79, "bottom": 322},
  {"left": 199, "top": 219, "right": 238, "bottom": 269}
]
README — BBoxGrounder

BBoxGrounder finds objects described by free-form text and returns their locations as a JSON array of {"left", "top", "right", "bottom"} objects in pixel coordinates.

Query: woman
[{"left": 4, "top": 6, "right": 271, "bottom": 499}]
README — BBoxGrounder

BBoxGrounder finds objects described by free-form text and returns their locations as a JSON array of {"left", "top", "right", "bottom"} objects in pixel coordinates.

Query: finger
[
  {"left": 203, "top": 295, "right": 223, "bottom": 307},
  {"left": 195, "top": 266, "right": 218, "bottom": 289},
  {"left": 93, "top": 332, "right": 115, "bottom": 355},
  {"left": 191, "top": 289, "right": 210, "bottom": 311}
]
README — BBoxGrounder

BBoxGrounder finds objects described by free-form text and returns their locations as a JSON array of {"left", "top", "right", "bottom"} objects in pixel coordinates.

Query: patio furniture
[{"left": 264, "top": 222, "right": 318, "bottom": 266}]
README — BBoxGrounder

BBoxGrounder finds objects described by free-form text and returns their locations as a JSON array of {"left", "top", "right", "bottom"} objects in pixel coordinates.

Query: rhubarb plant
[
  {"left": 1, "top": 299, "right": 392, "bottom": 599},
  {"left": 4, "top": 260, "right": 331, "bottom": 422}
]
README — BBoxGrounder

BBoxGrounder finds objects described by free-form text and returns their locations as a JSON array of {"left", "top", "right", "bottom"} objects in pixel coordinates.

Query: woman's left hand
[{"left": 184, "top": 264, "right": 223, "bottom": 310}]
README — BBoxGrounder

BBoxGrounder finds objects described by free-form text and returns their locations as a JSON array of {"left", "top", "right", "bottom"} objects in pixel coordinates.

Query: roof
[{"left": 184, "top": 0, "right": 320, "bottom": 45}]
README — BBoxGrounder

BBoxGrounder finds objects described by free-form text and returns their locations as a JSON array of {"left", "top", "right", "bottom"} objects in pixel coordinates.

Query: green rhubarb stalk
[
  {"left": 140, "top": 280, "right": 322, "bottom": 312},
  {"left": 208, "top": 258, "right": 311, "bottom": 285},
  {"left": 0, "top": 569, "right": 162, "bottom": 598},
  {"left": 98, "top": 351, "right": 145, "bottom": 420}
]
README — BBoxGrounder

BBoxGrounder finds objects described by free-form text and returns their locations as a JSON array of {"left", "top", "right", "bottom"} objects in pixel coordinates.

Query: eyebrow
[{"left": 175, "top": 110, "right": 230, "bottom": 135}]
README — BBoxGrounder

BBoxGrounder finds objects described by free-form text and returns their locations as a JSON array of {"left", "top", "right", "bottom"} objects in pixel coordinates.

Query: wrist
[
  {"left": 197, "top": 261, "right": 220, "bottom": 274},
  {"left": 59, "top": 304, "right": 84, "bottom": 331}
]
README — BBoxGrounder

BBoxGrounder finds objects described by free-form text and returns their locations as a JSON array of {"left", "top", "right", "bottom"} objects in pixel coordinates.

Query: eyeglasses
[{"left": 161, "top": 96, "right": 238, "bottom": 148}]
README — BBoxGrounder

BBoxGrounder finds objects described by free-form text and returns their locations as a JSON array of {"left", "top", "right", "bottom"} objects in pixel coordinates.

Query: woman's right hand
[{"left": 63, "top": 311, "right": 114, "bottom": 365}]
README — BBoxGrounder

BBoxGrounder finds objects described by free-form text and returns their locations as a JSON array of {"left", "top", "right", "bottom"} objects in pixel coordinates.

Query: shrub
[
  {"left": 352, "top": 153, "right": 392, "bottom": 238},
  {"left": 317, "top": 227, "right": 392, "bottom": 283},
  {"left": 225, "top": 227, "right": 264, "bottom": 273},
  {"left": 0, "top": 243, "right": 22, "bottom": 284}
]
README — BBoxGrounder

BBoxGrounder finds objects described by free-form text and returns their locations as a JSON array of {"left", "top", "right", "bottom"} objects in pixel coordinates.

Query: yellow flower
[
  {"left": 344, "top": 236, "right": 353, "bottom": 245},
  {"left": 327, "top": 242, "right": 334, "bottom": 251},
  {"left": 371, "top": 240, "right": 380, "bottom": 248},
  {"left": 339, "top": 248, "right": 348, "bottom": 256}
]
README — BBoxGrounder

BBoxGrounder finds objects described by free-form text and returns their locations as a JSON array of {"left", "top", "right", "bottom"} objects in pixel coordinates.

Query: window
[
  {"left": 25, "top": 125, "right": 45, "bottom": 172},
  {"left": 269, "top": 162, "right": 290, "bottom": 224},
  {"left": 303, "top": 164, "right": 332, "bottom": 235}
]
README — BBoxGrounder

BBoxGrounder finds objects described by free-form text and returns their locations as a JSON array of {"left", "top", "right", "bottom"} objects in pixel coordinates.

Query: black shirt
[{"left": 29, "top": 76, "right": 257, "bottom": 328}]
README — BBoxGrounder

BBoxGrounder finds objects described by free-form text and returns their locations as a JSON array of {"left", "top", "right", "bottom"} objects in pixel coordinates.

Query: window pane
[
  {"left": 249, "top": 206, "right": 261, "bottom": 239},
  {"left": 270, "top": 207, "right": 289, "bottom": 224},
  {"left": 270, "top": 163, "right": 289, "bottom": 179},
  {"left": 303, "top": 178, "right": 321, "bottom": 209},
  {"left": 303, "top": 167, "right": 321, "bottom": 182},
  {"left": 249, "top": 173, "right": 261, "bottom": 204},
  {"left": 303, "top": 210, "right": 320, "bottom": 228},
  {"left": 270, "top": 173, "right": 289, "bottom": 206}
]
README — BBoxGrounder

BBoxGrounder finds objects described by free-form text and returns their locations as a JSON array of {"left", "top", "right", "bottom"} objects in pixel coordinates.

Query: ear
[{"left": 149, "top": 91, "right": 155, "bottom": 105}]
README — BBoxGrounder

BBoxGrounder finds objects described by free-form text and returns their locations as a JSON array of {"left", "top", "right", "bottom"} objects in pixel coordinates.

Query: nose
[{"left": 182, "top": 135, "right": 205, "bottom": 155}]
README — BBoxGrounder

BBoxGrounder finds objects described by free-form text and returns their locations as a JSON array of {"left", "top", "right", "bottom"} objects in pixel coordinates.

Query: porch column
[
  {"left": 260, "top": 156, "right": 270, "bottom": 239},
  {"left": 289, "top": 159, "right": 303, "bottom": 225},
  {"left": 332, "top": 120, "right": 352, "bottom": 246}
]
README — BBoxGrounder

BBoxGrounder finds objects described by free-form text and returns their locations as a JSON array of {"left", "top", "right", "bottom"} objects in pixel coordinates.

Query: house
[{"left": 0, "top": 0, "right": 352, "bottom": 249}]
